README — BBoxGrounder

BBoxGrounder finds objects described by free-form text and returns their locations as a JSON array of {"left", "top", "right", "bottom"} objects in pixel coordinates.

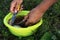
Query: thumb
[
  {"left": 23, "top": 15, "right": 28, "bottom": 21},
  {"left": 25, "top": 19, "right": 33, "bottom": 26}
]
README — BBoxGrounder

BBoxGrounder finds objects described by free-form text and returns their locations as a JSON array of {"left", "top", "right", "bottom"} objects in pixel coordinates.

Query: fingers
[
  {"left": 25, "top": 17, "right": 35, "bottom": 26},
  {"left": 19, "top": 5, "right": 23, "bottom": 11},
  {"left": 22, "top": 15, "right": 28, "bottom": 23},
  {"left": 20, "top": 5, "right": 23, "bottom": 11},
  {"left": 22, "top": 13, "right": 35, "bottom": 26},
  {"left": 10, "top": 1, "right": 16, "bottom": 13},
  {"left": 10, "top": 0, "right": 23, "bottom": 13},
  {"left": 25, "top": 16, "right": 33, "bottom": 26},
  {"left": 25, "top": 20, "right": 32, "bottom": 26},
  {"left": 24, "top": 15, "right": 41, "bottom": 26},
  {"left": 25, "top": 18, "right": 39, "bottom": 26},
  {"left": 21, "top": 15, "right": 32, "bottom": 26}
]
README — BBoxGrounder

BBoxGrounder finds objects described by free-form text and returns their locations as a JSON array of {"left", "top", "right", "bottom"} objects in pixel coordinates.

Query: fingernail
[{"left": 14, "top": 10, "right": 17, "bottom": 13}]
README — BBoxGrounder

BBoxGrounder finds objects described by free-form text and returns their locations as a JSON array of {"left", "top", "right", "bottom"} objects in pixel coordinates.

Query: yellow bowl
[{"left": 3, "top": 10, "right": 43, "bottom": 37}]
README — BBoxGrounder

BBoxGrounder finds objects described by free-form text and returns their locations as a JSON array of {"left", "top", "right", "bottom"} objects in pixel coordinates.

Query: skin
[
  {"left": 10, "top": 0, "right": 23, "bottom": 13},
  {"left": 10, "top": 0, "right": 57, "bottom": 26}
]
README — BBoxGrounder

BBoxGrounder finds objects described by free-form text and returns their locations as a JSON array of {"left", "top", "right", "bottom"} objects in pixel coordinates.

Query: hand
[
  {"left": 23, "top": 0, "right": 57, "bottom": 26},
  {"left": 23, "top": 8, "right": 43, "bottom": 26},
  {"left": 10, "top": 0, "right": 23, "bottom": 13}
]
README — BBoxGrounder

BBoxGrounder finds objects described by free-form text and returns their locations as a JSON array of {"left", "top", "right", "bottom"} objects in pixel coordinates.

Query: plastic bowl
[{"left": 3, "top": 10, "right": 43, "bottom": 37}]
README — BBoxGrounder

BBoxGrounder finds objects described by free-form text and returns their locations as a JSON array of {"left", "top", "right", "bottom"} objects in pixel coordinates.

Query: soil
[
  {"left": 13, "top": 16, "right": 27, "bottom": 27},
  {"left": 14, "top": 16, "right": 25, "bottom": 25},
  {"left": 8, "top": 16, "right": 27, "bottom": 27},
  {"left": 8, "top": 16, "right": 33, "bottom": 27},
  {"left": 8, "top": 16, "right": 40, "bottom": 28}
]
